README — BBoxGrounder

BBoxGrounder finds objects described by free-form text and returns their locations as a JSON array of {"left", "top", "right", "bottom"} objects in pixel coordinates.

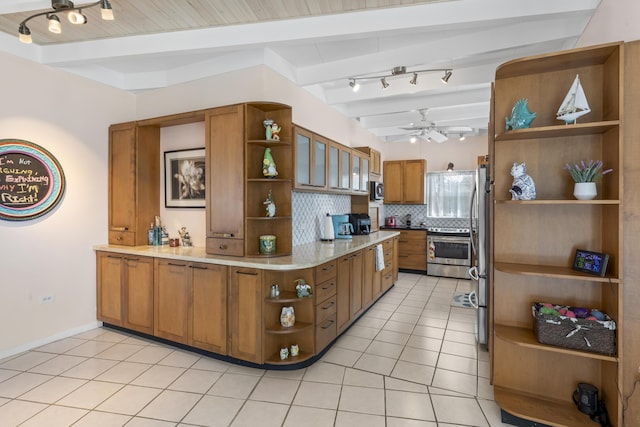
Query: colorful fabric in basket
[{"left": 532, "top": 302, "right": 616, "bottom": 355}]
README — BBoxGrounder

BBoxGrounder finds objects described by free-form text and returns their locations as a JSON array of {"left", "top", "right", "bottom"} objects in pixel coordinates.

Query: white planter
[{"left": 573, "top": 182, "right": 597, "bottom": 200}]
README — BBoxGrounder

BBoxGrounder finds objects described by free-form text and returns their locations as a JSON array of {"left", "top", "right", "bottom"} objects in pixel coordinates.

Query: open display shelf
[{"left": 491, "top": 42, "right": 623, "bottom": 426}]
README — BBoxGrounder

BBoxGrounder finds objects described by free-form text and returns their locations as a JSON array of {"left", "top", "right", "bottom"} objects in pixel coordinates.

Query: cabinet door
[
  {"left": 383, "top": 161, "right": 403, "bottom": 203},
  {"left": 192, "top": 263, "right": 228, "bottom": 353},
  {"left": 295, "top": 127, "right": 312, "bottom": 187},
  {"left": 155, "top": 260, "right": 191, "bottom": 344},
  {"left": 123, "top": 256, "right": 154, "bottom": 334},
  {"left": 363, "top": 245, "right": 381, "bottom": 305},
  {"left": 97, "top": 252, "right": 124, "bottom": 326},
  {"left": 313, "top": 135, "right": 328, "bottom": 188},
  {"left": 350, "top": 251, "right": 364, "bottom": 318},
  {"left": 361, "top": 157, "right": 370, "bottom": 194},
  {"left": 328, "top": 144, "right": 340, "bottom": 189},
  {"left": 229, "top": 267, "right": 262, "bottom": 364},
  {"left": 206, "top": 105, "right": 245, "bottom": 246},
  {"left": 351, "top": 152, "right": 361, "bottom": 192},
  {"left": 371, "top": 149, "right": 381, "bottom": 176},
  {"left": 108, "top": 125, "right": 136, "bottom": 244},
  {"left": 340, "top": 148, "right": 351, "bottom": 190},
  {"left": 336, "top": 255, "right": 351, "bottom": 334},
  {"left": 403, "top": 160, "right": 426, "bottom": 204}
]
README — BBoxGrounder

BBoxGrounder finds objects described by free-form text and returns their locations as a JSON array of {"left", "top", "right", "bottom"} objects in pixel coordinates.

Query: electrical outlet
[{"left": 40, "top": 295, "right": 54, "bottom": 304}]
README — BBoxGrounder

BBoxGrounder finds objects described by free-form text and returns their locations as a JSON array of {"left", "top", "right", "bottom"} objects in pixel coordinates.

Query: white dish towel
[{"left": 375, "top": 244, "right": 385, "bottom": 272}]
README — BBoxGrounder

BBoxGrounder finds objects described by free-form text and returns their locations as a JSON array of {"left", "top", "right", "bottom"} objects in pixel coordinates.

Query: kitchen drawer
[
  {"left": 398, "top": 239, "right": 426, "bottom": 254},
  {"left": 109, "top": 230, "right": 135, "bottom": 246},
  {"left": 315, "top": 295, "right": 337, "bottom": 324},
  {"left": 382, "top": 270, "right": 394, "bottom": 290},
  {"left": 315, "top": 278, "right": 337, "bottom": 304},
  {"left": 398, "top": 254, "right": 427, "bottom": 271},
  {"left": 399, "top": 230, "right": 427, "bottom": 241},
  {"left": 315, "top": 260, "right": 337, "bottom": 283},
  {"left": 316, "top": 313, "right": 337, "bottom": 351},
  {"left": 206, "top": 238, "right": 244, "bottom": 257}
]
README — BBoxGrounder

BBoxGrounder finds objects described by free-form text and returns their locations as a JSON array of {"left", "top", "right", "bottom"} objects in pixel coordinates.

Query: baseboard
[{"left": 0, "top": 321, "right": 102, "bottom": 360}]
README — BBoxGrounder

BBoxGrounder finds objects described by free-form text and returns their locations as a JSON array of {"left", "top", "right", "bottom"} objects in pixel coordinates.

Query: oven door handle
[
  {"left": 468, "top": 266, "right": 479, "bottom": 281},
  {"left": 468, "top": 290, "right": 479, "bottom": 309}
]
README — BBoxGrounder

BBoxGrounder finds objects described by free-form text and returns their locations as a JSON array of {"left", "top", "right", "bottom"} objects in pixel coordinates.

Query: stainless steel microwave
[{"left": 370, "top": 181, "right": 384, "bottom": 200}]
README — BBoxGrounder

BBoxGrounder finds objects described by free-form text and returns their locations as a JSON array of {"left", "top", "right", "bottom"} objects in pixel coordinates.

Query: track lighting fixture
[
  {"left": 459, "top": 133, "right": 466, "bottom": 141},
  {"left": 441, "top": 70, "right": 453, "bottom": 84},
  {"left": 17, "top": 0, "right": 114, "bottom": 44},
  {"left": 447, "top": 162, "right": 454, "bottom": 172},
  {"left": 348, "top": 66, "right": 452, "bottom": 91}
]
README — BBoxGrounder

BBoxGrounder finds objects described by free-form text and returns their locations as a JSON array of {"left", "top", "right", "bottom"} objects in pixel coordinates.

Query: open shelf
[
  {"left": 495, "top": 324, "right": 618, "bottom": 362},
  {"left": 495, "top": 120, "right": 619, "bottom": 141},
  {"left": 265, "top": 350, "right": 313, "bottom": 365},
  {"left": 494, "top": 262, "right": 619, "bottom": 283},
  {"left": 265, "top": 291, "right": 312, "bottom": 303},
  {"left": 494, "top": 387, "right": 595, "bottom": 427},
  {"left": 247, "top": 140, "right": 292, "bottom": 146},
  {"left": 265, "top": 322, "right": 313, "bottom": 334},
  {"left": 495, "top": 199, "right": 619, "bottom": 205}
]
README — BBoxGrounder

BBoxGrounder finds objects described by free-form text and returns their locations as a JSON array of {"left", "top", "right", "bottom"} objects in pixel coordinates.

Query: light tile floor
[{"left": 0, "top": 273, "right": 511, "bottom": 426}]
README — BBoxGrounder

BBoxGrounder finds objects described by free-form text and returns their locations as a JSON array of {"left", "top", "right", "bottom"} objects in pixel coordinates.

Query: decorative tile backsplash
[
  {"left": 383, "top": 204, "right": 471, "bottom": 229},
  {"left": 292, "top": 192, "right": 351, "bottom": 245}
]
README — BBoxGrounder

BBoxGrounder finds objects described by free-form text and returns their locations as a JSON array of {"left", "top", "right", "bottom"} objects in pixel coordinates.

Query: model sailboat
[{"left": 557, "top": 74, "right": 591, "bottom": 124}]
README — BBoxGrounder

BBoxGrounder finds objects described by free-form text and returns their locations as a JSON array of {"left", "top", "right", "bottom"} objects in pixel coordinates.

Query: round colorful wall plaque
[{"left": 0, "top": 139, "right": 66, "bottom": 221}]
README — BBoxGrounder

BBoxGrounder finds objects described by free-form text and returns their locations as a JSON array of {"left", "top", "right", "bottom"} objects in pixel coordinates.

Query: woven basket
[{"left": 532, "top": 303, "right": 616, "bottom": 356}]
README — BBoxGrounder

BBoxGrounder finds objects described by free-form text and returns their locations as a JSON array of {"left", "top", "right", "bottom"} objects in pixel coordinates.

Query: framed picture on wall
[{"left": 164, "top": 148, "right": 206, "bottom": 208}]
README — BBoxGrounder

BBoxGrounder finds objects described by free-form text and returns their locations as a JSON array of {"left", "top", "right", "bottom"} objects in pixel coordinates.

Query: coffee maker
[
  {"left": 331, "top": 214, "right": 353, "bottom": 239},
  {"left": 348, "top": 213, "right": 371, "bottom": 235}
]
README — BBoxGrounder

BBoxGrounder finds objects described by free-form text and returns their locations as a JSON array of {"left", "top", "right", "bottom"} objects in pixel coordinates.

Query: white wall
[{"left": 0, "top": 52, "right": 135, "bottom": 356}]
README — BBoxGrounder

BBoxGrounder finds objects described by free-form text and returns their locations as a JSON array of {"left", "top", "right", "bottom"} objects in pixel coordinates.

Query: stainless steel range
[{"left": 427, "top": 227, "right": 471, "bottom": 279}]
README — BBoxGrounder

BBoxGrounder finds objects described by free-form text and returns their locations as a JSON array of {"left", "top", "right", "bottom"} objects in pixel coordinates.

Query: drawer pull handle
[
  {"left": 321, "top": 320, "right": 335, "bottom": 329},
  {"left": 321, "top": 282, "right": 335, "bottom": 291},
  {"left": 322, "top": 301, "right": 335, "bottom": 310},
  {"left": 168, "top": 262, "right": 186, "bottom": 267},
  {"left": 322, "top": 265, "right": 334, "bottom": 271},
  {"left": 236, "top": 270, "right": 258, "bottom": 276},
  {"left": 111, "top": 226, "right": 128, "bottom": 231},
  {"left": 219, "top": 244, "right": 227, "bottom": 249},
  {"left": 191, "top": 265, "right": 208, "bottom": 270},
  {"left": 212, "top": 232, "right": 234, "bottom": 238}
]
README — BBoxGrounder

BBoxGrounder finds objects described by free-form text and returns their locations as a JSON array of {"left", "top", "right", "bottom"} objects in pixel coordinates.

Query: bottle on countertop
[
  {"left": 148, "top": 223, "right": 154, "bottom": 245},
  {"left": 161, "top": 226, "right": 169, "bottom": 245}
]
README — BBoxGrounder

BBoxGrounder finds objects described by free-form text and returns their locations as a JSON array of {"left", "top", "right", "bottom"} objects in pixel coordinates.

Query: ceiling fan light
[
  {"left": 100, "top": 0, "right": 114, "bottom": 20},
  {"left": 381, "top": 77, "right": 389, "bottom": 89},
  {"left": 409, "top": 73, "right": 418, "bottom": 85},
  {"left": 18, "top": 23, "right": 32, "bottom": 43},
  {"left": 68, "top": 10, "right": 87, "bottom": 24},
  {"left": 48, "top": 14, "right": 61, "bottom": 34},
  {"left": 441, "top": 70, "right": 452, "bottom": 84}
]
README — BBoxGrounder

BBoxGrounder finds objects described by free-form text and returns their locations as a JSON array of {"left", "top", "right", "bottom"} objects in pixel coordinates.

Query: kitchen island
[{"left": 95, "top": 231, "right": 399, "bottom": 368}]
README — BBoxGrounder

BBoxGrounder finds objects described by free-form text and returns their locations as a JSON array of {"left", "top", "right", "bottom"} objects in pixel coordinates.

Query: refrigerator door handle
[
  {"left": 468, "top": 290, "right": 479, "bottom": 309},
  {"left": 468, "top": 265, "right": 479, "bottom": 281}
]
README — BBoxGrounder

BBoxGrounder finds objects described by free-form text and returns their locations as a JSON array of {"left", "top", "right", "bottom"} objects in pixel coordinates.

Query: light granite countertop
[{"left": 94, "top": 230, "right": 399, "bottom": 271}]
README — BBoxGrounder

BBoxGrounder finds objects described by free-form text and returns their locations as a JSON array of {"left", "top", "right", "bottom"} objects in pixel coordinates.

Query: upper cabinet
[
  {"left": 354, "top": 147, "right": 381, "bottom": 179},
  {"left": 108, "top": 122, "right": 160, "bottom": 246},
  {"left": 491, "top": 42, "right": 623, "bottom": 426},
  {"left": 383, "top": 159, "right": 426, "bottom": 204},
  {"left": 294, "top": 126, "right": 327, "bottom": 191}
]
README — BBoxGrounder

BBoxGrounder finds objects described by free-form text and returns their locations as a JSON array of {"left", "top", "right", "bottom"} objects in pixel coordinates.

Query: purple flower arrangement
[{"left": 564, "top": 159, "right": 613, "bottom": 183}]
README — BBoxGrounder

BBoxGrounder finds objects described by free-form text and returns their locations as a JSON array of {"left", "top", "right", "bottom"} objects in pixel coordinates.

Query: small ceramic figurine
[
  {"left": 178, "top": 227, "right": 193, "bottom": 247},
  {"left": 290, "top": 344, "right": 299, "bottom": 357},
  {"left": 264, "top": 190, "right": 276, "bottom": 217},
  {"left": 505, "top": 98, "right": 537, "bottom": 130},
  {"left": 280, "top": 347, "right": 289, "bottom": 360},
  {"left": 263, "top": 119, "right": 274, "bottom": 140},
  {"left": 263, "top": 148, "right": 278, "bottom": 178},
  {"left": 271, "top": 122, "right": 281, "bottom": 140},
  {"left": 509, "top": 162, "right": 536, "bottom": 200},
  {"left": 295, "top": 279, "right": 312, "bottom": 298}
]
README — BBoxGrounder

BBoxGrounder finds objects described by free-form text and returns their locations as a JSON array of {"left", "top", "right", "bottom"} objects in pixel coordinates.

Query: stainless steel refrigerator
[{"left": 469, "top": 164, "right": 491, "bottom": 349}]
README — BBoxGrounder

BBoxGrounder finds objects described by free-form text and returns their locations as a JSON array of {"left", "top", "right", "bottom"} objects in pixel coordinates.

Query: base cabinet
[
  {"left": 229, "top": 267, "right": 263, "bottom": 364},
  {"left": 154, "top": 259, "right": 228, "bottom": 353},
  {"left": 397, "top": 230, "right": 427, "bottom": 272},
  {"left": 336, "top": 250, "right": 364, "bottom": 334},
  {"left": 97, "top": 251, "right": 154, "bottom": 335}
]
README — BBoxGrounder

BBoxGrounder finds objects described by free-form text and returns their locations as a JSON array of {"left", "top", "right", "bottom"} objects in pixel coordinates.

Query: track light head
[
  {"left": 47, "top": 14, "right": 61, "bottom": 34},
  {"left": 409, "top": 73, "right": 418, "bottom": 85},
  {"left": 447, "top": 162, "right": 454, "bottom": 172},
  {"left": 18, "top": 23, "right": 32, "bottom": 43},
  {"left": 459, "top": 133, "right": 466, "bottom": 141},
  {"left": 381, "top": 77, "right": 389, "bottom": 89},
  {"left": 441, "top": 70, "right": 452, "bottom": 84},
  {"left": 100, "top": 0, "right": 114, "bottom": 20},
  {"left": 349, "top": 79, "right": 360, "bottom": 92},
  {"left": 68, "top": 10, "right": 87, "bottom": 24}
]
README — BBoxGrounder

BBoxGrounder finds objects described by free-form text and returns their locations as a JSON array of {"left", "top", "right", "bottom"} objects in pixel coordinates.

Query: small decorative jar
[
  {"left": 290, "top": 344, "right": 299, "bottom": 357},
  {"left": 279, "top": 346, "right": 289, "bottom": 360},
  {"left": 259, "top": 235, "right": 276, "bottom": 255},
  {"left": 280, "top": 306, "right": 295, "bottom": 328}
]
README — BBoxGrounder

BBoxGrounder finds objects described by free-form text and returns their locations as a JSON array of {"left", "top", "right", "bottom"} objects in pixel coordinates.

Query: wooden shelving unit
[{"left": 491, "top": 42, "right": 623, "bottom": 426}]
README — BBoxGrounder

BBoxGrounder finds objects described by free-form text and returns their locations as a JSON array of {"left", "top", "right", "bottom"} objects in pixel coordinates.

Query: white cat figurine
[{"left": 509, "top": 162, "right": 536, "bottom": 200}]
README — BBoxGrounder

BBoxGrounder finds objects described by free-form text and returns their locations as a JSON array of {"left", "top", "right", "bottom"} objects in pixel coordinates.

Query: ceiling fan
[{"left": 400, "top": 109, "right": 473, "bottom": 143}]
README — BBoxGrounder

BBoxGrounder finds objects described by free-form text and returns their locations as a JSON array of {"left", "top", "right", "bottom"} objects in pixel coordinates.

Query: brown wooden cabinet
[
  {"left": 383, "top": 159, "right": 426, "bottom": 204},
  {"left": 328, "top": 140, "right": 351, "bottom": 192},
  {"left": 229, "top": 266, "right": 263, "bottom": 364},
  {"left": 336, "top": 250, "right": 364, "bottom": 334},
  {"left": 354, "top": 146, "right": 381, "bottom": 178},
  {"left": 363, "top": 244, "right": 382, "bottom": 306},
  {"left": 491, "top": 42, "right": 623, "bottom": 426},
  {"left": 154, "top": 259, "right": 228, "bottom": 353},
  {"left": 351, "top": 150, "right": 369, "bottom": 194},
  {"left": 108, "top": 123, "right": 160, "bottom": 246},
  {"left": 96, "top": 251, "right": 154, "bottom": 335},
  {"left": 397, "top": 229, "right": 427, "bottom": 272},
  {"left": 315, "top": 260, "right": 338, "bottom": 351},
  {"left": 294, "top": 126, "right": 327, "bottom": 190}
]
